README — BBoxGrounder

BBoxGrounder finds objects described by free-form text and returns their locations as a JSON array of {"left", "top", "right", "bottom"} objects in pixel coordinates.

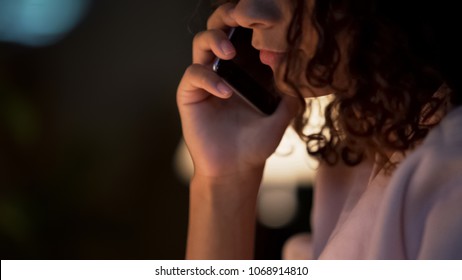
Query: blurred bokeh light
[
  {"left": 0, "top": 0, "right": 90, "bottom": 46},
  {"left": 1, "top": 0, "right": 197, "bottom": 259}
]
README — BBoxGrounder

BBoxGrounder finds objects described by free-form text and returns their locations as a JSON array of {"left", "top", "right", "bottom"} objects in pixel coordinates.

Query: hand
[{"left": 177, "top": 3, "right": 300, "bottom": 179}]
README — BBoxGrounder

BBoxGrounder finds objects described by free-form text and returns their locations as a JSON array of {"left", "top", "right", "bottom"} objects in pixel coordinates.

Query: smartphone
[{"left": 213, "top": 27, "right": 281, "bottom": 115}]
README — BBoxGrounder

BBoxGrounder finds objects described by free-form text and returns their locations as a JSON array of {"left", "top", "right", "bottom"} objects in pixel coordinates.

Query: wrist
[
  {"left": 187, "top": 168, "right": 262, "bottom": 259},
  {"left": 191, "top": 166, "right": 264, "bottom": 191},
  {"left": 190, "top": 167, "right": 264, "bottom": 210}
]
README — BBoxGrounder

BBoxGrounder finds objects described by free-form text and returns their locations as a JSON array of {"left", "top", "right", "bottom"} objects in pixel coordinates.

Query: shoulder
[
  {"left": 396, "top": 107, "right": 462, "bottom": 258},
  {"left": 405, "top": 106, "right": 462, "bottom": 198},
  {"left": 402, "top": 107, "right": 462, "bottom": 214},
  {"left": 404, "top": 149, "right": 462, "bottom": 258}
]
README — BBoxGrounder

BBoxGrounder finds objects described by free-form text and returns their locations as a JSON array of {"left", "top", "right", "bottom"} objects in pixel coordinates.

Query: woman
[{"left": 177, "top": 0, "right": 462, "bottom": 259}]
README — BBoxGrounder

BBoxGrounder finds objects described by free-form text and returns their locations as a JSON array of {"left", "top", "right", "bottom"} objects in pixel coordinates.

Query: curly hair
[
  {"left": 285, "top": 0, "right": 459, "bottom": 169},
  {"left": 212, "top": 0, "right": 459, "bottom": 169}
]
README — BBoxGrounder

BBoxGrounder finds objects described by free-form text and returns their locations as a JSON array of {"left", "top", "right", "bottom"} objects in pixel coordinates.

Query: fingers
[
  {"left": 177, "top": 64, "right": 234, "bottom": 106},
  {"left": 192, "top": 3, "right": 238, "bottom": 65},
  {"left": 180, "top": 3, "right": 240, "bottom": 109},
  {"left": 192, "top": 29, "right": 236, "bottom": 64},
  {"left": 207, "top": 3, "right": 238, "bottom": 30}
]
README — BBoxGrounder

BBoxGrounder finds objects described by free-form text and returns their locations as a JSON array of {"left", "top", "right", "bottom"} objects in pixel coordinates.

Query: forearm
[{"left": 186, "top": 169, "right": 263, "bottom": 259}]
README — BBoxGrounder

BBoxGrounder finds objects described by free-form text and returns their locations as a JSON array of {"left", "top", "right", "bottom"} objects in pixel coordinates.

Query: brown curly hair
[
  {"left": 213, "top": 0, "right": 460, "bottom": 169},
  {"left": 285, "top": 0, "right": 459, "bottom": 169}
]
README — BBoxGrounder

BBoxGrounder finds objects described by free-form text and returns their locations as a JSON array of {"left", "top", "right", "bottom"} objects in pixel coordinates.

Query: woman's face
[
  {"left": 231, "top": 0, "right": 338, "bottom": 97},
  {"left": 231, "top": 0, "right": 294, "bottom": 72}
]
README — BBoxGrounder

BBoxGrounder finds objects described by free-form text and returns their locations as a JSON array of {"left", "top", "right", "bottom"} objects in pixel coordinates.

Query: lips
[{"left": 259, "top": 50, "right": 286, "bottom": 70}]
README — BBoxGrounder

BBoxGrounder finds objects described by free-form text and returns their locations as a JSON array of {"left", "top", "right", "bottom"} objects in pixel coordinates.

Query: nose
[{"left": 232, "top": 0, "right": 281, "bottom": 29}]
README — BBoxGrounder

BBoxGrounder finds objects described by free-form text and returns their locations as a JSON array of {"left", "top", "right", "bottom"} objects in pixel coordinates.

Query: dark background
[{"left": 0, "top": 0, "right": 309, "bottom": 259}]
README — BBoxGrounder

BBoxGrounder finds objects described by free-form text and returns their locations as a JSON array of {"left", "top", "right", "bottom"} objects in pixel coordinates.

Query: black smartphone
[{"left": 212, "top": 27, "right": 281, "bottom": 115}]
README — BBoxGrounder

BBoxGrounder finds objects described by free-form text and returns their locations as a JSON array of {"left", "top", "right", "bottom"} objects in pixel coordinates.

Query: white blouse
[{"left": 312, "top": 106, "right": 462, "bottom": 259}]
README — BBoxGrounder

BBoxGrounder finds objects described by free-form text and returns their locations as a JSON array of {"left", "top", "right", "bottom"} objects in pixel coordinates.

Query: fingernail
[
  {"left": 221, "top": 41, "right": 235, "bottom": 56},
  {"left": 217, "top": 82, "right": 233, "bottom": 96}
]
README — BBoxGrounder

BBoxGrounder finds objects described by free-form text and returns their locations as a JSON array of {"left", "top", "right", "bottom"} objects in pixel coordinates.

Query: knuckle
[
  {"left": 187, "top": 64, "right": 211, "bottom": 85},
  {"left": 193, "top": 30, "right": 220, "bottom": 46},
  {"left": 207, "top": 7, "right": 223, "bottom": 26},
  {"left": 193, "top": 29, "right": 225, "bottom": 54},
  {"left": 206, "top": 16, "right": 215, "bottom": 29},
  {"left": 207, "top": 2, "right": 234, "bottom": 28},
  {"left": 182, "top": 64, "right": 213, "bottom": 89},
  {"left": 184, "top": 64, "right": 198, "bottom": 78},
  {"left": 216, "top": 2, "right": 234, "bottom": 15},
  {"left": 192, "top": 30, "right": 206, "bottom": 46}
]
